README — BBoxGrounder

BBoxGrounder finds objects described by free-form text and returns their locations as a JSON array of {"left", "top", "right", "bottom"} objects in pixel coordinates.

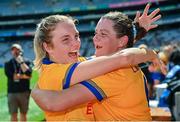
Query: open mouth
[
  {"left": 96, "top": 45, "right": 102, "bottom": 49},
  {"left": 68, "top": 50, "right": 78, "bottom": 57}
]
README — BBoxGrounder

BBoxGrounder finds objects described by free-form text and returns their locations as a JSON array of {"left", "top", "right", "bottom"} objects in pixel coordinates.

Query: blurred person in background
[
  {"left": 162, "top": 44, "right": 179, "bottom": 71},
  {"left": 158, "top": 48, "right": 180, "bottom": 120},
  {"left": 148, "top": 50, "right": 167, "bottom": 99},
  {"left": 148, "top": 44, "right": 177, "bottom": 99},
  {"left": 148, "top": 51, "right": 167, "bottom": 84},
  {"left": 4, "top": 44, "right": 32, "bottom": 121},
  {"left": 165, "top": 48, "right": 180, "bottom": 82},
  {"left": 138, "top": 44, "right": 154, "bottom": 99}
]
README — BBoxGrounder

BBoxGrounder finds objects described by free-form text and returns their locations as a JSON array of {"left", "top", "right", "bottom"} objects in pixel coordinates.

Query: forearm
[
  {"left": 72, "top": 53, "right": 128, "bottom": 85},
  {"left": 71, "top": 48, "right": 156, "bottom": 86},
  {"left": 20, "top": 63, "right": 30, "bottom": 73},
  {"left": 31, "top": 84, "right": 95, "bottom": 112},
  {"left": 31, "top": 88, "right": 54, "bottom": 111},
  {"left": 119, "top": 48, "right": 157, "bottom": 65}
]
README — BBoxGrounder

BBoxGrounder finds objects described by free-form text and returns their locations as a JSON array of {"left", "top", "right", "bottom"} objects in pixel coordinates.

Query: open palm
[{"left": 134, "top": 4, "right": 161, "bottom": 32}]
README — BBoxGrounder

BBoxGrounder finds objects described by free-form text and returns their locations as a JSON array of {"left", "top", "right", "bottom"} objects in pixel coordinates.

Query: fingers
[
  {"left": 149, "top": 24, "right": 158, "bottom": 30},
  {"left": 151, "top": 14, "right": 161, "bottom": 23},
  {"left": 149, "top": 8, "right": 160, "bottom": 19},
  {"left": 142, "top": 3, "right": 150, "bottom": 16},
  {"left": 147, "top": 14, "right": 161, "bottom": 31},
  {"left": 134, "top": 11, "right": 141, "bottom": 22}
]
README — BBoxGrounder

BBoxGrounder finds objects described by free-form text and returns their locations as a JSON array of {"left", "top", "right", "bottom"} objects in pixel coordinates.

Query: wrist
[
  {"left": 133, "top": 22, "right": 147, "bottom": 41},
  {"left": 139, "top": 47, "right": 147, "bottom": 54}
]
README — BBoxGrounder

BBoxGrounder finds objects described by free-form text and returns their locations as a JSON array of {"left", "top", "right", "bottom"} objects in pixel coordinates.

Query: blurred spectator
[
  {"left": 145, "top": 48, "right": 169, "bottom": 99},
  {"left": 158, "top": 48, "right": 180, "bottom": 120},
  {"left": 4, "top": 44, "right": 32, "bottom": 121},
  {"left": 165, "top": 48, "right": 180, "bottom": 82},
  {"left": 138, "top": 44, "right": 154, "bottom": 99}
]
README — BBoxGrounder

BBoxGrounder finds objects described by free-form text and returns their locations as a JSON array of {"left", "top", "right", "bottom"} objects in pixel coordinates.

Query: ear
[
  {"left": 43, "top": 42, "right": 53, "bottom": 54},
  {"left": 117, "top": 35, "right": 128, "bottom": 48}
]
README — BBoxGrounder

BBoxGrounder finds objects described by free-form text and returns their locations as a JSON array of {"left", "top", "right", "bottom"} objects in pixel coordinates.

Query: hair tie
[{"left": 132, "top": 23, "right": 137, "bottom": 39}]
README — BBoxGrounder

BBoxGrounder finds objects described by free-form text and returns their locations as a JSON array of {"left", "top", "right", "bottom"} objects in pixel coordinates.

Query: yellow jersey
[
  {"left": 80, "top": 66, "right": 152, "bottom": 121},
  {"left": 38, "top": 57, "right": 95, "bottom": 121},
  {"left": 63, "top": 57, "right": 95, "bottom": 121},
  {"left": 38, "top": 58, "right": 80, "bottom": 121},
  {"left": 64, "top": 57, "right": 151, "bottom": 120}
]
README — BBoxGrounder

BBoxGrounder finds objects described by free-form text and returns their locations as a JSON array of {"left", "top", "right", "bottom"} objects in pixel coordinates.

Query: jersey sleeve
[
  {"left": 80, "top": 71, "right": 128, "bottom": 101},
  {"left": 38, "top": 62, "right": 80, "bottom": 91},
  {"left": 62, "top": 62, "right": 80, "bottom": 89},
  {"left": 80, "top": 80, "right": 107, "bottom": 101}
]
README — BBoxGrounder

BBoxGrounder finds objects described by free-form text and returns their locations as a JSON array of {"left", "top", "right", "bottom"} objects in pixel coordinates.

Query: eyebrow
[
  {"left": 95, "top": 29, "right": 109, "bottom": 33},
  {"left": 59, "top": 32, "right": 79, "bottom": 39},
  {"left": 59, "top": 35, "right": 70, "bottom": 39}
]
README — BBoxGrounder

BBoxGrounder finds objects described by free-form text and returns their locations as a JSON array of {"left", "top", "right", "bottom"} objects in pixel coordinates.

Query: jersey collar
[{"left": 42, "top": 58, "right": 54, "bottom": 65}]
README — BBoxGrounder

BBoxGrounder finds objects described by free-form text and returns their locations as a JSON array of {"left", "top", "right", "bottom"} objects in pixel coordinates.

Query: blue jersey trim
[
  {"left": 144, "top": 76, "right": 149, "bottom": 106},
  {"left": 80, "top": 81, "right": 104, "bottom": 101},
  {"left": 63, "top": 62, "right": 80, "bottom": 89},
  {"left": 42, "top": 58, "right": 54, "bottom": 64}
]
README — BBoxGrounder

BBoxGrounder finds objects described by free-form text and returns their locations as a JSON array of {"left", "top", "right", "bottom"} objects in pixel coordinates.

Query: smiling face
[
  {"left": 93, "top": 18, "right": 120, "bottom": 57},
  {"left": 44, "top": 21, "right": 81, "bottom": 64}
]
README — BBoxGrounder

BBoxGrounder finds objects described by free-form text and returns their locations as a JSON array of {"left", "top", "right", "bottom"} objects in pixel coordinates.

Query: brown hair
[{"left": 101, "top": 11, "right": 146, "bottom": 48}]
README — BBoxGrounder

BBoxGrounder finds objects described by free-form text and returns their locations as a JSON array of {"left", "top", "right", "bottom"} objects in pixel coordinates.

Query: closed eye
[{"left": 62, "top": 38, "right": 70, "bottom": 44}]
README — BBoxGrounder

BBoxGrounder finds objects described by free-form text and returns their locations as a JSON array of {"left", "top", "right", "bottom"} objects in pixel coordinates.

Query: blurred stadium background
[{"left": 0, "top": 0, "right": 180, "bottom": 121}]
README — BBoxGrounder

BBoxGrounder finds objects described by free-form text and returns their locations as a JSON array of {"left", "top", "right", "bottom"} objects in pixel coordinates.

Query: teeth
[
  {"left": 96, "top": 45, "right": 102, "bottom": 49},
  {"left": 71, "top": 50, "right": 78, "bottom": 53},
  {"left": 68, "top": 51, "right": 77, "bottom": 57}
]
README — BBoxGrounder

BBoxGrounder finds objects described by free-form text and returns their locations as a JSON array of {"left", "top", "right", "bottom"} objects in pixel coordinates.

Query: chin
[
  {"left": 71, "top": 58, "right": 78, "bottom": 63},
  {"left": 95, "top": 52, "right": 103, "bottom": 57}
]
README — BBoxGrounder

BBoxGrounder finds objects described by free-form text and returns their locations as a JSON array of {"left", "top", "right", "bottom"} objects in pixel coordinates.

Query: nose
[
  {"left": 72, "top": 38, "right": 80, "bottom": 49},
  {"left": 93, "top": 34, "right": 100, "bottom": 43}
]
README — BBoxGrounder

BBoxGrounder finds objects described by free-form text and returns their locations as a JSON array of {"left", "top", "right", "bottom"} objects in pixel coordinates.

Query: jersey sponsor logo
[{"left": 86, "top": 103, "right": 93, "bottom": 114}]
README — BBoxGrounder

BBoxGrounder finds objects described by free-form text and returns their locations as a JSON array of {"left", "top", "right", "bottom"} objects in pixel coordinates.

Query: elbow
[
  {"left": 31, "top": 90, "right": 65, "bottom": 112},
  {"left": 37, "top": 101, "right": 56, "bottom": 112},
  {"left": 31, "top": 90, "right": 52, "bottom": 111},
  {"left": 38, "top": 99, "right": 65, "bottom": 112},
  {"left": 31, "top": 89, "right": 37, "bottom": 100},
  {"left": 39, "top": 103, "right": 66, "bottom": 112},
  {"left": 47, "top": 102, "right": 67, "bottom": 112},
  {"left": 43, "top": 103, "right": 57, "bottom": 112}
]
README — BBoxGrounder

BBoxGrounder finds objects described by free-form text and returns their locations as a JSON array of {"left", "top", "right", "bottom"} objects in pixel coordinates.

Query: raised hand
[
  {"left": 15, "top": 55, "right": 24, "bottom": 64},
  {"left": 134, "top": 3, "right": 161, "bottom": 32}
]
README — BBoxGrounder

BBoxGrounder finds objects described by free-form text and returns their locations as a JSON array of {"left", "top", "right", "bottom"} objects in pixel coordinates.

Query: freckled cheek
[
  {"left": 78, "top": 44, "right": 81, "bottom": 49},
  {"left": 77, "top": 41, "right": 81, "bottom": 49}
]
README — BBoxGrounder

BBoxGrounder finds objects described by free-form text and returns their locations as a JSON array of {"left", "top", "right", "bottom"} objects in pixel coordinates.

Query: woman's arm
[
  {"left": 31, "top": 84, "right": 95, "bottom": 112},
  {"left": 71, "top": 48, "right": 162, "bottom": 86},
  {"left": 31, "top": 48, "right": 165, "bottom": 112}
]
